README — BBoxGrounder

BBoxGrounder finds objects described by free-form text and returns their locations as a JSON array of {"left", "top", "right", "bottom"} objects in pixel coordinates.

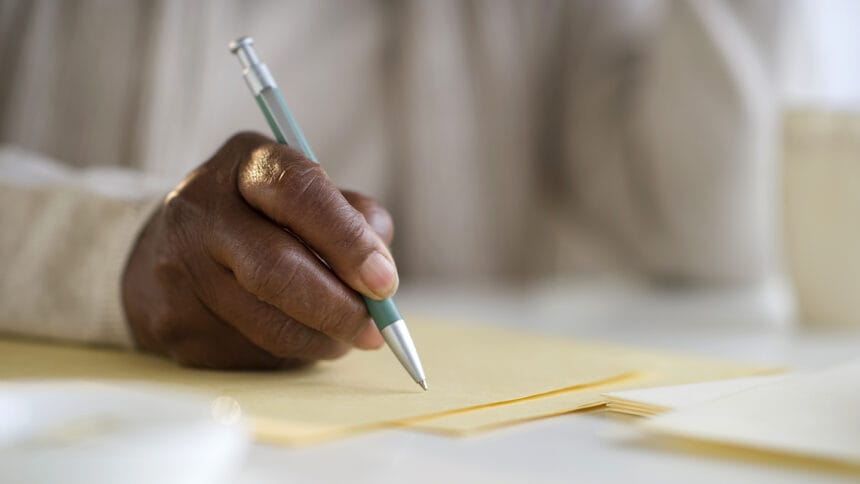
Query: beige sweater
[
  {"left": 0, "top": 0, "right": 791, "bottom": 346},
  {"left": 0, "top": 148, "right": 162, "bottom": 346}
]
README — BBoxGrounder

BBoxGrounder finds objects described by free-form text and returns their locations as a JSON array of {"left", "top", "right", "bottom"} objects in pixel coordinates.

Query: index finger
[{"left": 234, "top": 133, "right": 399, "bottom": 300}]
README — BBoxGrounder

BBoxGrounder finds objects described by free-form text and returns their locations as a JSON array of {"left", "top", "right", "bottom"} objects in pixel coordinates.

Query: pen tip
[{"left": 419, "top": 380, "right": 428, "bottom": 391}]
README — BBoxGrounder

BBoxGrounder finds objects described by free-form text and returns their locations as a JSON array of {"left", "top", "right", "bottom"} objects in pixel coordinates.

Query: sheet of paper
[
  {"left": 401, "top": 344, "right": 775, "bottom": 434},
  {"left": 644, "top": 360, "right": 860, "bottom": 466},
  {"left": 603, "top": 375, "right": 785, "bottom": 416},
  {"left": 0, "top": 321, "right": 634, "bottom": 445}
]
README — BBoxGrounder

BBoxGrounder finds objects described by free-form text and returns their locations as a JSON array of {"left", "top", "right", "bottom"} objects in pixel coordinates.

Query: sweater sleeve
[{"left": 0, "top": 146, "right": 167, "bottom": 347}]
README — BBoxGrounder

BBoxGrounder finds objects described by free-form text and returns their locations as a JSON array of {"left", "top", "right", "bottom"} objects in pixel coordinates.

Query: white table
[{"left": 236, "top": 279, "right": 860, "bottom": 484}]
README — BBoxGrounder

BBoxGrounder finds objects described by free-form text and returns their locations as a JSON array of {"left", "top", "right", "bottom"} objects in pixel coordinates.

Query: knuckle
[
  {"left": 317, "top": 300, "right": 365, "bottom": 341},
  {"left": 225, "top": 131, "right": 269, "bottom": 154},
  {"left": 332, "top": 209, "right": 374, "bottom": 253},
  {"left": 161, "top": 188, "right": 207, "bottom": 240},
  {"left": 243, "top": 243, "right": 302, "bottom": 302},
  {"left": 267, "top": 319, "right": 318, "bottom": 357},
  {"left": 239, "top": 142, "right": 318, "bottom": 194},
  {"left": 345, "top": 191, "right": 377, "bottom": 216},
  {"left": 294, "top": 163, "right": 328, "bottom": 194},
  {"left": 283, "top": 162, "right": 330, "bottom": 208},
  {"left": 227, "top": 130, "right": 259, "bottom": 145},
  {"left": 252, "top": 310, "right": 348, "bottom": 360},
  {"left": 162, "top": 189, "right": 191, "bottom": 226},
  {"left": 343, "top": 191, "right": 394, "bottom": 244}
]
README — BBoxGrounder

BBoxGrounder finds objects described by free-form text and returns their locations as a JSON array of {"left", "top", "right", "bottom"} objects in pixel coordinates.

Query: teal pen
[{"left": 229, "top": 36, "right": 427, "bottom": 391}]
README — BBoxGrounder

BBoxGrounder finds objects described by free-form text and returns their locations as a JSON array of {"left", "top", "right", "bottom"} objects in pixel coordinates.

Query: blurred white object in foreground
[{"left": 0, "top": 380, "right": 250, "bottom": 484}]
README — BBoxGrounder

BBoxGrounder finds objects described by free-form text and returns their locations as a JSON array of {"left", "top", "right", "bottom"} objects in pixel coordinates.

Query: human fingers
[
  {"left": 341, "top": 190, "right": 394, "bottom": 247},
  {"left": 206, "top": 201, "right": 384, "bottom": 348},
  {"left": 234, "top": 134, "right": 398, "bottom": 300}
]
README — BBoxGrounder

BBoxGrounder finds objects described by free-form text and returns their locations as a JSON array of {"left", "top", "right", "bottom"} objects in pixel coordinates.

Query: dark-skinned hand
[{"left": 121, "top": 132, "right": 397, "bottom": 369}]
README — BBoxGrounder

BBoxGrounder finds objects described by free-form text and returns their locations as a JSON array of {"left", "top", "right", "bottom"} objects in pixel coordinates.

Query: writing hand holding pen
[{"left": 122, "top": 132, "right": 398, "bottom": 369}]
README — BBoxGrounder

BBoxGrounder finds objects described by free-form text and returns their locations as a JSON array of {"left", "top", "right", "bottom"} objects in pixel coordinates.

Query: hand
[{"left": 121, "top": 132, "right": 398, "bottom": 369}]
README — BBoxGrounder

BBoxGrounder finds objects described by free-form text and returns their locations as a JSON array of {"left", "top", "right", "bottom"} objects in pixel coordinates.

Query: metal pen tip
[{"left": 418, "top": 380, "right": 428, "bottom": 391}]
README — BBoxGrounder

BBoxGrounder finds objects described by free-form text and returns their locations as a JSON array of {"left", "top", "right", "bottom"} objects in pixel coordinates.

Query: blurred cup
[{"left": 783, "top": 110, "right": 860, "bottom": 327}]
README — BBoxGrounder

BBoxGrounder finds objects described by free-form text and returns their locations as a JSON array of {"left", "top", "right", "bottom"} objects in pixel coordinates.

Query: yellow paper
[
  {"left": 0, "top": 321, "right": 635, "bottom": 445},
  {"left": 401, "top": 344, "right": 776, "bottom": 434}
]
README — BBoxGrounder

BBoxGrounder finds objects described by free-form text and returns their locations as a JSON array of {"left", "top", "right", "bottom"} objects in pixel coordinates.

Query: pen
[{"left": 229, "top": 36, "right": 427, "bottom": 391}]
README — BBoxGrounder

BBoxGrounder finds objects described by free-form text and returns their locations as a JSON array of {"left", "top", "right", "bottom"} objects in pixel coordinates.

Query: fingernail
[
  {"left": 359, "top": 251, "right": 398, "bottom": 298},
  {"left": 354, "top": 321, "right": 384, "bottom": 350}
]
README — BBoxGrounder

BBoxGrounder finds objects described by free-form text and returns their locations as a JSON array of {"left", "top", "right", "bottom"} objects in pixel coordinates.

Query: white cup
[{"left": 783, "top": 110, "right": 860, "bottom": 327}]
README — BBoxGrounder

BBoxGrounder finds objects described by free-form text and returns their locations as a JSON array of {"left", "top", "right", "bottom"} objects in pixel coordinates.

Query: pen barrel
[
  {"left": 256, "top": 88, "right": 318, "bottom": 162},
  {"left": 363, "top": 297, "right": 403, "bottom": 331},
  {"left": 255, "top": 88, "right": 402, "bottom": 332},
  {"left": 232, "top": 36, "right": 426, "bottom": 389},
  {"left": 255, "top": 94, "right": 288, "bottom": 145}
]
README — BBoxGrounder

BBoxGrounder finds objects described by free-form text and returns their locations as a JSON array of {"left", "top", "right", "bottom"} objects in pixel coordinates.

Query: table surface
[{"left": 235, "top": 278, "right": 860, "bottom": 484}]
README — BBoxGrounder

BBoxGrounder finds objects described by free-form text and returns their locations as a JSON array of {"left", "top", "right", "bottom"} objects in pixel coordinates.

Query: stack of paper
[
  {"left": 603, "top": 375, "right": 784, "bottom": 416},
  {"left": 399, "top": 342, "right": 775, "bottom": 435},
  {"left": 0, "top": 320, "right": 772, "bottom": 445},
  {"left": 641, "top": 362, "right": 860, "bottom": 467}
]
